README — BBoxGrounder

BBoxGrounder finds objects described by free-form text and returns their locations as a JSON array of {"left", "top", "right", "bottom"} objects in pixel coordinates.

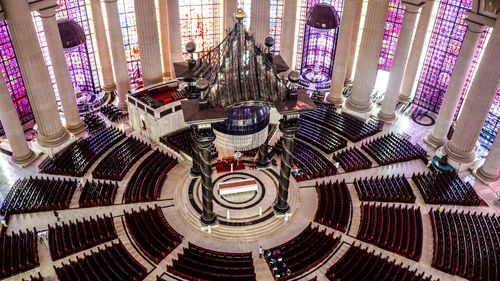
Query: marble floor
[{"left": 0, "top": 110, "right": 499, "bottom": 281}]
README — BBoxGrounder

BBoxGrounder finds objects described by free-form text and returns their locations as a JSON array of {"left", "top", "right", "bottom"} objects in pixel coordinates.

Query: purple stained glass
[
  {"left": 378, "top": 0, "right": 405, "bottom": 71},
  {"left": 480, "top": 88, "right": 500, "bottom": 145},
  {"left": 0, "top": 21, "right": 33, "bottom": 135},
  {"left": 118, "top": 0, "right": 142, "bottom": 84}
]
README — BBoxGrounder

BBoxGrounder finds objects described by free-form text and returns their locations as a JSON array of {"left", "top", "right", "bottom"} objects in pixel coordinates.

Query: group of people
[{"left": 259, "top": 246, "right": 292, "bottom": 278}]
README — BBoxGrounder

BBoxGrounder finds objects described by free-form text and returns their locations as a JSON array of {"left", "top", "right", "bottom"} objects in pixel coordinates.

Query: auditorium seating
[
  {"left": 54, "top": 240, "right": 147, "bottom": 281},
  {"left": 124, "top": 204, "right": 183, "bottom": 264},
  {"left": 22, "top": 272, "right": 43, "bottom": 281},
  {"left": 0, "top": 228, "right": 39, "bottom": 279},
  {"left": 361, "top": 132, "right": 427, "bottom": 166},
  {"left": 412, "top": 171, "right": 482, "bottom": 205},
  {"left": 48, "top": 213, "right": 117, "bottom": 260},
  {"left": 0, "top": 177, "right": 76, "bottom": 217},
  {"left": 78, "top": 180, "right": 118, "bottom": 208},
  {"left": 297, "top": 118, "right": 347, "bottom": 154},
  {"left": 301, "top": 108, "right": 382, "bottom": 142},
  {"left": 160, "top": 128, "right": 218, "bottom": 158},
  {"left": 167, "top": 243, "right": 256, "bottom": 281},
  {"left": 39, "top": 127, "right": 125, "bottom": 177},
  {"left": 354, "top": 174, "right": 416, "bottom": 203},
  {"left": 357, "top": 203, "right": 423, "bottom": 261},
  {"left": 332, "top": 146, "right": 372, "bottom": 172},
  {"left": 100, "top": 104, "right": 126, "bottom": 122},
  {"left": 314, "top": 180, "right": 351, "bottom": 232},
  {"left": 326, "top": 244, "right": 435, "bottom": 281},
  {"left": 430, "top": 209, "right": 499, "bottom": 281},
  {"left": 123, "top": 149, "right": 178, "bottom": 203},
  {"left": 83, "top": 113, "right": 105, "bottom": 133},
  {"left": 92, "top": 136, "right": 151, "bottom": 181},
  {"left": 264, "top": 224, "right": 341, "bottom": 280}
]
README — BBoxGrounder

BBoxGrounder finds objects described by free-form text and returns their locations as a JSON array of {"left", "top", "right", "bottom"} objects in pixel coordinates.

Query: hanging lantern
[
  {"left": 57, "top": 19, "right": 86, "bottom": 51},
  {"left": 306, "top": 3, "right": 340, "bottom": 32}
]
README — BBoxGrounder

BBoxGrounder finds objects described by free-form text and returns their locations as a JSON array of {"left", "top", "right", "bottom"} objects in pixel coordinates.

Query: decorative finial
[
  {"left": 264, "top": 36, "right": 275, "bottom": 48},
  {"left": 185, "top": 42, "right": 196, "bottom": 54},
  {"left": 234, "top": 8, "right": 246, "bottom": 21}
]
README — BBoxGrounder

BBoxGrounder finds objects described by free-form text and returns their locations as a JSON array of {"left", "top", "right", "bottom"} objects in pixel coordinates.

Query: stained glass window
[
  {"left": 413, "top": 0, "right": 476, "bottom": 113},
  {"left": 269, "top": 0, "right": 284, "bottom": 54},
  {"left": 33, "top": 0, "right": 101, "bottom": 101},
  {"left": 0, "top": 21, "right": 33, "bottom": 134},
  {"left": 118, "top": 0, "right": 142, "bottom": 84},
  {"left": 295, "top": 0, "right": 344, "bottom": 80},
  {"left": 378, "top": 0, "right": 405, "bottom": 71},
  {"left": 480, "top": 88, "right": 500, "bottom": 145},
  {"left": 179, "top": 0, "right": 223, "bottom": 60}
]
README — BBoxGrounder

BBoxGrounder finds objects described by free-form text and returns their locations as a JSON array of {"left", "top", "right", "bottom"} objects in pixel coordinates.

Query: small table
[{"left": 218, "top": 179, "right": 258, "bottom": 196}]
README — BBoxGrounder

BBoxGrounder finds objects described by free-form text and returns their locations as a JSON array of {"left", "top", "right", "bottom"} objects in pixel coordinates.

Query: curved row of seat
[
  {"left": 314, "top": 180, "right": 351, "bottom": 232},
  {"left": 354, "top": 174, "right": 416, "bottom": 203},
  {"left": 357, "top": 203, "right": 423, "bottom": 261},
  {"left": 291, "top": 139, "right": 337, "bottom": 181},
  {"left": 48, "top": 214, "right": 117, "bottom": 260},
  {"left": 38, "top": 127, "right": 126, "bottom": 177},
  {"left": 167, "top": 243, "right": 256, "bottom": 281},
  {"left": 21, "top": 272, "right": 43, "bottom": 281},
  {"left": 124, "top": 205, "right": 183, "bottom": 264},
  {"left": 92, "top": 136, "right": 151, "bottom": 181},
  {"left": 332, "top": 146, "right": 372, "bottom": 172},
  {"left": 0, "top": 177, "right": 76, "bottom": 217},
  {"left": 430, "top": 209, "right": 499, "bottom": 281},
  {"left": 297, "top": 118, "right": 347, "bottom": 154},
  {"left": 78, "top": 180, "right": 118, "bottom": 208},
  {"left": 412, "top": 171, "right": 482, "bottom": 205},
  {"left": 361, "top": 133, "right": 427, "bottom": 166},
  {"left": 301, "top": 108, "right": 382, "bottom": 142},
  {"left": 326, "top": 244, "right": 436, "bottom": 281},
  {"left": 264, "top": 224, "right": 341, "bottom": 280},
  {"left": 54, "top": 240, "right": 147, "bottom": 281},
  {"left": 123, "top": 149, "right": 178, "bottom": 203},
  {"left": 160, "top": 128, "right": 218, "bottom": 158},
  {"left": 0, "top": 228, "right": 39, "bottom": 279}
]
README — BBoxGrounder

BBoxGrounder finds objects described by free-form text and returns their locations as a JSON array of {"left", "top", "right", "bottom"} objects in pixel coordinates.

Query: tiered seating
[
  {"left": 0, "top": 229, "right": 39, "bottom": 279},
  {"left": 297, "top": 118, "right": 347, "bottom": 154},
  {"left": 54, "top": 240, "right": 147, "bottom": 281},
  {"left": 92, "top": 136, "right": 151, "bottom": 180},
  {"left": 83, "top": 113, "right": 105, "bottom": 133},
  {"left": 354, "top": 174, "right": 416, "bottom": 203},
  {"left": 100, "top": 104, "right": 126, "bottom": 122},
  {"left": 78, "top": 180, "right": 118, "bottom": 208},
  {"left": 412, "top": 171, "right": 482, "bottom": 205},
  {"left": 124, "top": 205, "right": 183, "bottom": 264},
  {"left": 48, "top": 214, "right": 117, "bottom": 260},
  {"left": 430, "top": 209, "right": 499, "bottom": 280},
  {"left": 264, "top": 224, "right": 341, "bottom": 280},
  {"left": 326, "top": 244, "right": 435, "bottom": 281},
  {"left": 39, "top": 127, "right": 125, "bottom": 177},
  {"left": 288, "top": 139, "right": 337, "bottom": 181},
  {"left": 301, "top": 108, "right": 382, "bottom": 142},
  {"left": 332, "top": 146, "right": 372, "bottom": 172},
  {"left": 123, "top": 149, "right": 178, "bottom": 203},
  {"left": 167, "top": 243, "right": 256, "bottom": 281},
  {"left": 314, "top": 180, "right": 351, "bottom": 232},
  {"left": 22, "top": 272, "right": 43, "bottom": 281},
  {"left": 357, "top": 203, "right": 423, "bottom": 261},
  {"left": 361, "top": 132, "right": 427, "bottom": 166},
  {"left": 0, "top": 177, "right": 76, "bottom": 216},
  {"left": 160, "top": 128, "right": 218, "bottom": 158}
]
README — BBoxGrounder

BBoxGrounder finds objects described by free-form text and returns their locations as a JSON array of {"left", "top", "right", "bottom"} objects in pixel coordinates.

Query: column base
[
  {"left": 190, "top": 167, "right": 201, "bottom": 177},
  {"left": 272, "top": 202, "right": 290, "bottom": 215},
  {"left": 200, "top": 213, "right": 218, "bottom": 227},
  {"left": 36, "top": 127, "right": 70, "bottom": 148},
  {"left": 32, "top": 134, "right": 76, "bottom": 158},
  {"left": 67, "top": 121, "right": 87, "bottom": 135},
  {"left": 11, "top": 149, "right": 38, "bottom": 167},
  {"left": 342, "top": 105, "right": 375, "bottom": 121},
  {"left": 345, "top": 97, "right": 373, "bottom": 113},
  {"left": 423, "top": 133, "right": 445, "bottom": 149},
  {"left": 474, "top": 167, "right": 500, "bottom": 185},
  {"left": 377, "top": 110, "right": 396, "bottom": 124},
  {"left": 102, "top": 84, "right": 117, "bottom": 92},
  {"left": 397, "top": 95, "right": 412, "bottom": 103},
  {"left": 327, "top": 95, "right": 344, "bottom": 107},
  {"left": 443, "top": 142, "right": 476, "bottom": 164}
]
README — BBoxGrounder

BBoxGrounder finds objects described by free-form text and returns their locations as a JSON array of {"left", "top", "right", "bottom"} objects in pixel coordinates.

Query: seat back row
[
  {"left": 314, "top": 180, "right": 351, "bottom": 232},
  {"left": 0, "top": 228, "right": 38, "bottom": 279},
  {"left": 354, "top": 174, "right": 416, "bottom": 203}
]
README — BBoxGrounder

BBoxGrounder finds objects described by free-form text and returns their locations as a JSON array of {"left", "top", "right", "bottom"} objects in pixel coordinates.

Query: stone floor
[{"left": 0, "top": 110, "right": 499, "bottom": 281}]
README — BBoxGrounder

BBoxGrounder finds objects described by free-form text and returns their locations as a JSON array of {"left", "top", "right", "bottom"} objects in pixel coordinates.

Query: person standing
[{"left": 259, "top": 246, "right": 263, "bottom": 258}]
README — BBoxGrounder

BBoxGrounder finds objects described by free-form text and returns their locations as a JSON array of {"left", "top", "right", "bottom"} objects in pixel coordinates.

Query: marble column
[
  {"left": 344, "top": 0, "right": 363, "bottom": 82},
  {"left": 103, "top": 0, "right": 130, "bottom": 110},
  {"left": 280, "top": 0, "right": 298, "bottom": 67},
  {"left": 0, "top": 71, "right": 36, "bottom": 165},
  {"left": 3, "top": 0, "right": 69, "bottom": 148},
  {"left": 424, "top": 20, "right": 484, "bottom": 147},
  {"left": 167, "top": 0, "right": 183, "bottom": 65},
  {"left": 327, "top": 0, "right": 362, "bottom": 106},
  {"left": 39, "top": 7, "right": 86, "bottom": 134},
  {"left": 476, "top": 135, "right": 500, "bottom": 184},
  {"left": 250, "top": 0, "right": 271, "bottom": 43},
  {"left": 399, "top": 0, "right": 436, "bottom": 102},
  {"left": 190, "top": 125, "right": 201, "bottom": 177},
  {"left": 273, "top": 115, "right": 300, "bottom": 215},
  {"left": 378, "top": 2, "right": 423, "bottom": 123},
  {"left": 224, "top": 0, "right": 238, "bottom": 31},
  {"left": 158, "top": 0, "right": 172, "bottom": 77},
  {"left": 443, "top": 18, "right": 500, "bottom": 164},
  {"left": 90, "top": 0, "right": 116, "bottom": 91},
  {"left": 345, "top": 0, "right": 390, "bottom": 113},
  {"left": 196, "top": 126, "right": 217, "bottom": 225},
  {"left": 257, "top": 142, "right": 270, "bottom": 168},
  {"left": 135, "top": 0, "right": 163, "bottom": 86}
]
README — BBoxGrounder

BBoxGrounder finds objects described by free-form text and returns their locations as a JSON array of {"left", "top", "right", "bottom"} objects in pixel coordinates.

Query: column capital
[
  {"left": 38, "top": 5, "right": 58, "bottom": 18},
  {"left": 102, "top": 0, "right": 118, "bottom": 3},
  {"left": 402, "top": 1, "right": 426, "bottom": 13},
  {"left": 465, "top": 19, "right": 485, "bottom": 33}
]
